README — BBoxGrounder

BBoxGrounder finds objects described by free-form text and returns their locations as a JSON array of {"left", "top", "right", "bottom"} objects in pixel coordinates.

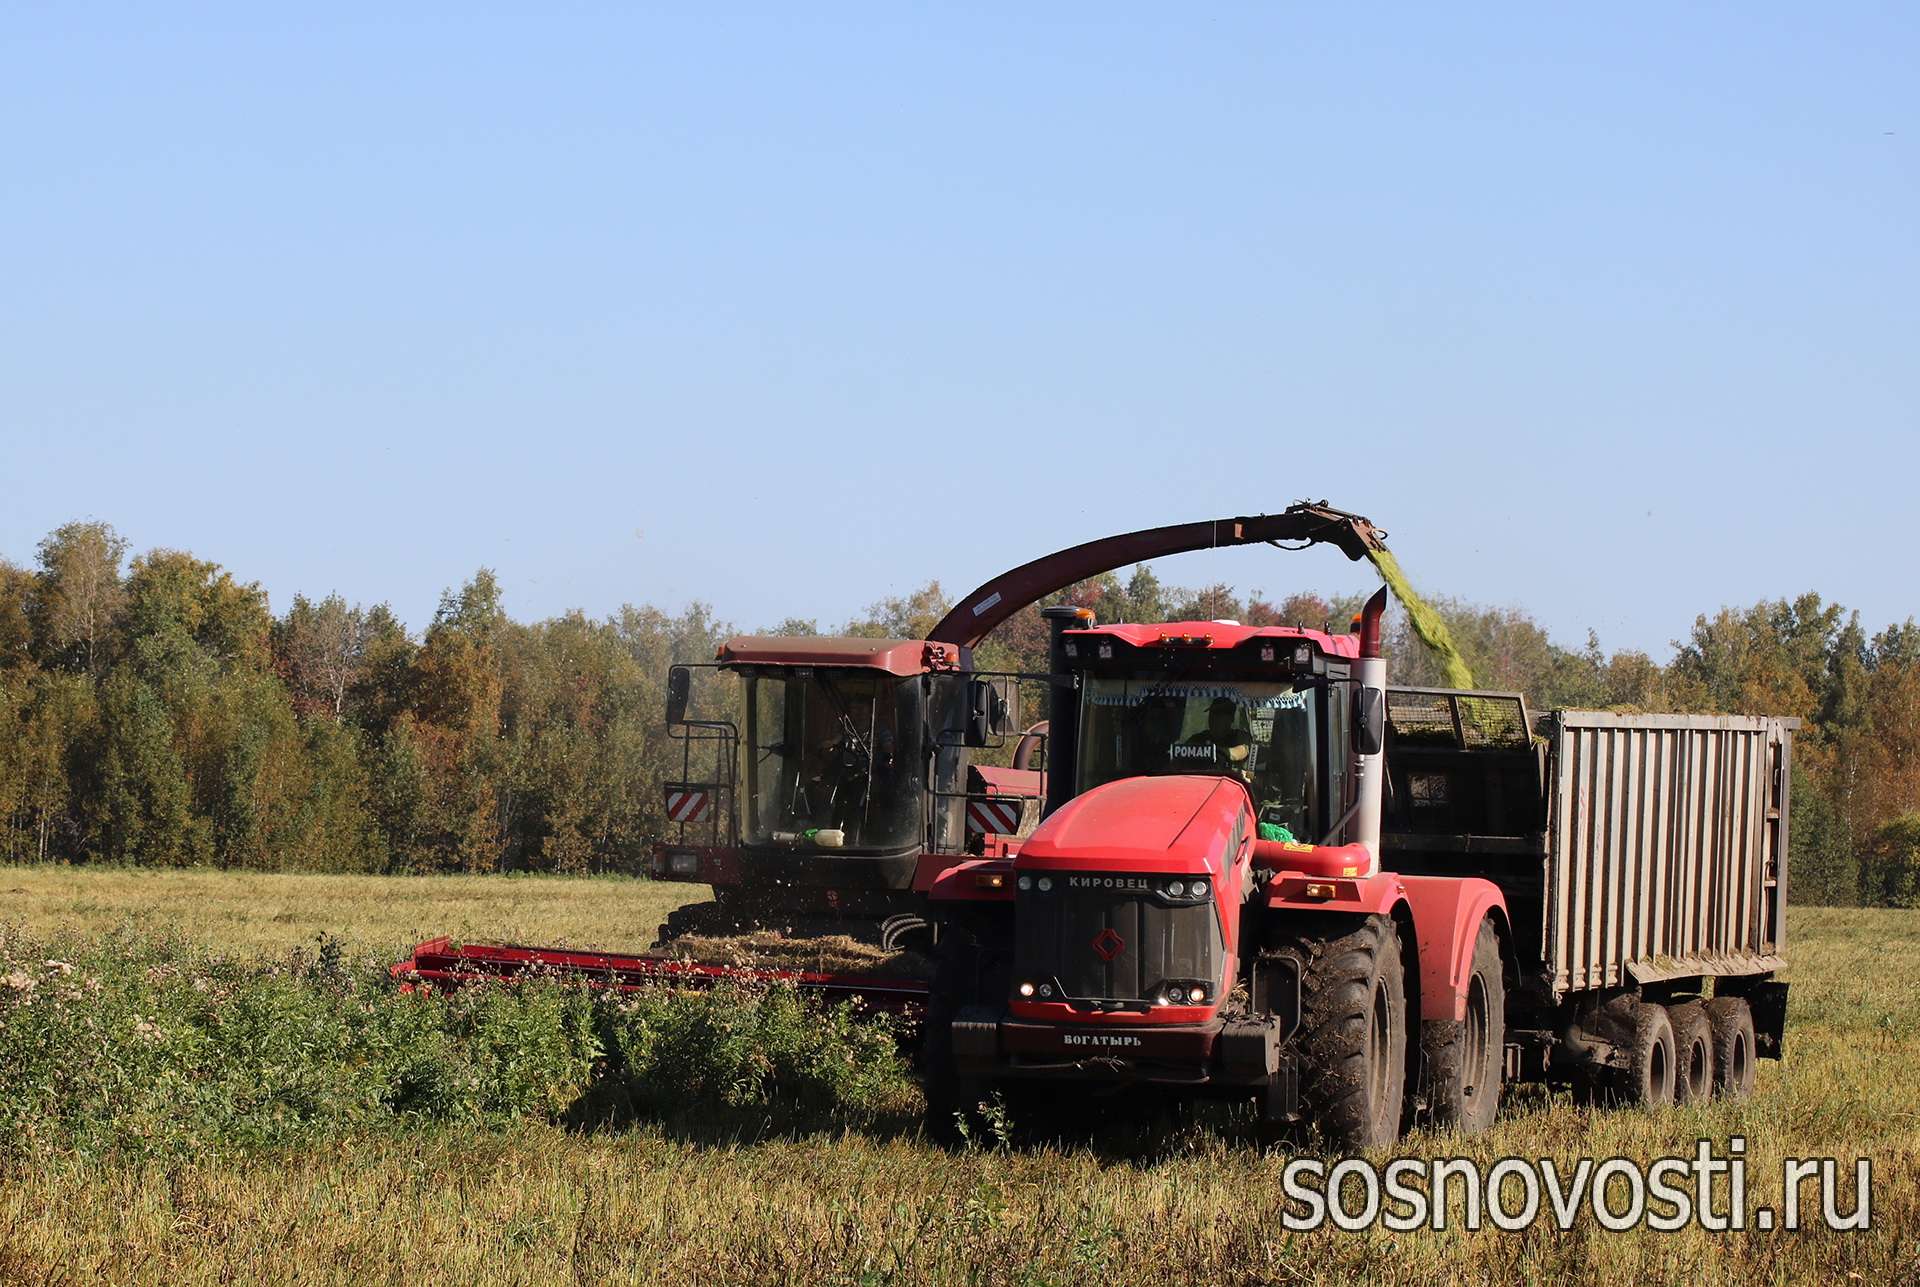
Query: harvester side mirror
[
  {"left": 666, "top": 665, "right": 692, "bottom": 726},
  {"left": 964, "top": 678, "right": 1019, "bottom": 747},
  {"left": 1355, "top": 687, "right": 1386, "bottom": 757}
]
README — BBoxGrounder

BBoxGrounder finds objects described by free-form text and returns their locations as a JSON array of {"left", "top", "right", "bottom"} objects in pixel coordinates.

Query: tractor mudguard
[
  {"left": 1262, "top": 869, "right": 1406, "bottom": 917},
  {"left": 1396, "top": 874, "right": 1510, "bottom": 1023}
]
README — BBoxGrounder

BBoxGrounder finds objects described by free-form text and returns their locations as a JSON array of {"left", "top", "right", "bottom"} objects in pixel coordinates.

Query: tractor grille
[{"left": 1011, "top": 875, "right": 1221, "bottom": 1009}]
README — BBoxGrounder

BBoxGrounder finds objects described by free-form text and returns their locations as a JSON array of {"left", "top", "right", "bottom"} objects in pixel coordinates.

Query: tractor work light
[
  {"left": 667, "top": 851, "right": 701, "bottom": 876},
  {"left": 1293, "top": 642, "right": 1314, "bottom": 667}
]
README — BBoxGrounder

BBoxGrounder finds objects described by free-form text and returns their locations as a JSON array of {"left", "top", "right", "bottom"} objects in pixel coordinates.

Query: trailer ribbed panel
[{"left": 1543, "top": 713, "right": 1792, "bottom": 998}]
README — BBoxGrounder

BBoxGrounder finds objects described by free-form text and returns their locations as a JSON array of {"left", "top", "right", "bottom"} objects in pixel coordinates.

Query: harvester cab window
[
  {"left": 742, "top": 669, "right": 925, "bottom": 851},
  {"left": 1079, "top": 677, "right": 1320, "bottom": 841}
]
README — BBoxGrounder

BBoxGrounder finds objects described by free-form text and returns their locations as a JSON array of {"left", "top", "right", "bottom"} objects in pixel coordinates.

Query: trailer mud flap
[{"left": 1743, "top": 980, "right": 1790, "bottom": 1059}]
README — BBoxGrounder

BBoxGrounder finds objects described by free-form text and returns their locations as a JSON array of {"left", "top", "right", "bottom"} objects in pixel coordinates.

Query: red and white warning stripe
[
  {"left": 967, "top": 798, "right": 1023, "bottom": 837},
  {"left": 665, "top": 788, "right": 711, "bottom": 824}
]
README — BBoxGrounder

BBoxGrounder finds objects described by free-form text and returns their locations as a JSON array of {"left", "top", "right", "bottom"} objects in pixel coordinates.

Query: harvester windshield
[
  {"left": 1078, "top": 677, "right": 1320, "bottom": 841},
  {"left": 742, "top": 668, "right": 926, "bottom": 851}
]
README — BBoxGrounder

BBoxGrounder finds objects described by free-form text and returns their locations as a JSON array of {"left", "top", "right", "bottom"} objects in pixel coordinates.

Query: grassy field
[
  {"left": 1, "top": 867, "right": 1916, "bottom": 1285},
  {"left": 0, "top": 865, "right": 690, "bottom": 956}
]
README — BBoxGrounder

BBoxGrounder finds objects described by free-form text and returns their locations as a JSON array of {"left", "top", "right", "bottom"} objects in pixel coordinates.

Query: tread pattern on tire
[
  {"left": 1422, "top": 917, "right": 1504, "bottom": 1134},
  {"left": 1267, "top": 913, "right": 1408, "bottom": 1151},
  {"left": 1668, "top": 1001, "right": 1714, "bottom": 1106},
  {"left": 1704, "top": 995, "right": 1757, "bottom": 1100}
]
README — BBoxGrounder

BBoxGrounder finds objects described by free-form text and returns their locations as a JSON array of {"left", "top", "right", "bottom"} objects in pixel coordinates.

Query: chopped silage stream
[{"left": 1365, "top": 546, "right": 1476, "bottom": 689}]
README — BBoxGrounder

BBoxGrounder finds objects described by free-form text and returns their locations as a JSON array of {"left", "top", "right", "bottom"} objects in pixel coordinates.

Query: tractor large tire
[
  {"left": 1704, "top": 996, "right": 1757, "bottom": 1100},
  {"left": 1420, "top": 917, "right": 1504, "bottom": 1134},
  {"left": 1612, "top": 1000, "right": 1676, "bottom": 1108},
  {"left": 1271, "top": 914, "right": 1409, "bottom": 1152},
  {"left": 1667, "top": 1002, "right": 1715, "bottom": 1106}
]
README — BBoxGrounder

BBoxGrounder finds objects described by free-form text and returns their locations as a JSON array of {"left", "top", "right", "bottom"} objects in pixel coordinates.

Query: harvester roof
[{"left": 716, "top": 635, "right": 958, "bottom": 676}]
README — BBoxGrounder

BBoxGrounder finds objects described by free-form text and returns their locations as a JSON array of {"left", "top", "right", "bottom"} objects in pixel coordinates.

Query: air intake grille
[{"left": 1012, "top": 876, "right": 1220, "bottom": 1008}]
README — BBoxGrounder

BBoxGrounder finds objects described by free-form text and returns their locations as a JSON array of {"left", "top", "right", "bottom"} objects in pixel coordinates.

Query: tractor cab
[{"left": 1055, "top": 620, "right": 1362, "bottom": 847}]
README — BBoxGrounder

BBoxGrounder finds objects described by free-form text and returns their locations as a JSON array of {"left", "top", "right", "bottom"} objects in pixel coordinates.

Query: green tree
[
  {"left": 33, "top": 521, "right": 128, "bottom": 675},
  {"left": 1862, "top": 814, "right": 1920, "bottom": 909},
  {"left": 121, "top": 549, "right": 273, "bottom": 671},
  {"left": 96, "top": 670, "right": 206, "bottom": 866}
]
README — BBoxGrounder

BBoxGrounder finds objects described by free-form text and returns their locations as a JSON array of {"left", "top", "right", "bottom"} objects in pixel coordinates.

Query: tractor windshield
[
  {"left": 742, "top": 669, "right": 925, "bottom": 852},
  {"left": 1077, "top": 676, "right": 1319, "bottom": 842}
]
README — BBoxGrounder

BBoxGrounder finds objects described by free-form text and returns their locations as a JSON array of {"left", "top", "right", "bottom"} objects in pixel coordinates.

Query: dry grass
[
  {"left": 0, "top": 865, "right": 691, "bottom": 957},
  {"left": 1, "top": 867, "right": 1916, "bottom": 1284}
]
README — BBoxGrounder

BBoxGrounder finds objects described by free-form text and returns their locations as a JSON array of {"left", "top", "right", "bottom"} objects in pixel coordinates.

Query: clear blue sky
[{"left": 3, "top": 6, "right": 1914, "bottom": 656}]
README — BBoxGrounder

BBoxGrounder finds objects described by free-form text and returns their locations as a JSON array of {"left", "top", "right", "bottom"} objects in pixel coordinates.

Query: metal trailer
[{"left": 1381, "top": 690, "right": 1794, "bottom": 1071}]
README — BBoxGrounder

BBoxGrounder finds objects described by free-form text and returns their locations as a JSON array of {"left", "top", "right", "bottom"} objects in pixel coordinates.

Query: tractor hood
[{"left": 1015, "top": 775, "right": 1247, "bottom": 876}]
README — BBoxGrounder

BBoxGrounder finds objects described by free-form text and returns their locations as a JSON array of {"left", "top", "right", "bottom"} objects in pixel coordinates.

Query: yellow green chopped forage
[{"left": 1366, "top": 547, "right": 1476, "bottom": 689}]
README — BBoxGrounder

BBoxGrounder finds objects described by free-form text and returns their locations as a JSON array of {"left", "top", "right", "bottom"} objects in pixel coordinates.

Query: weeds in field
[{"left": 0, "top": 923, "right": 914, "bottom": 1161}]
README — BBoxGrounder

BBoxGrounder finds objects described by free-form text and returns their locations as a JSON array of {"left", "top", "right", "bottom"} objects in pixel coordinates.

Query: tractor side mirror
[
  {"left": 964, "top": 678, "right": 1019, "bottom": 747},
  {"left": 1355, "top": 687, "right": 1386, "bottom": 757},
  {"left": 666, "top": 665, "right": 692, "bottom": 726}
]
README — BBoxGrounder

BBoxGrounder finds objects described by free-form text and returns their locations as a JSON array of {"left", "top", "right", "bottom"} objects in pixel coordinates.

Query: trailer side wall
[{"left": 1544, "top": 711, "right": 1795, "bottom": 997}]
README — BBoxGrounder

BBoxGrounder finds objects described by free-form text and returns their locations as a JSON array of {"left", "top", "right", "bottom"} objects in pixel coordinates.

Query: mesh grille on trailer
[
  {"left": 1386, "top": 690, "right": 1457, "bottom": 744},
  {"left": 1387, "top": 689, "right": 1533, "bottom": 750}
]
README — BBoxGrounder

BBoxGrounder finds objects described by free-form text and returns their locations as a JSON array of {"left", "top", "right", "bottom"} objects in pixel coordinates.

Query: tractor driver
[{"left": 1182, "top": 696, "right": 1254, "bottom": 782}]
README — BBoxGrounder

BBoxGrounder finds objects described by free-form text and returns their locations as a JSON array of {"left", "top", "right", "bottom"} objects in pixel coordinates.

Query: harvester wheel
[
  {"left": 1612, "top": 1000, "right": 1676, "bottom": 1109},
  {"left": 1271, "top": 914, "right": 1408, "bottom": 1151},
  {"left": 1667, "top": 1002, "right": 1715, "bottom": 1106},
  {"left": 1420, "top": 917, "right": 1504, "bottom": 1134},
  {"left": 1703, "top": 996, "right": 1757, "bottom": 1100},
  {"left": 921, "top": 929, "right": 1005, "bottom": 1148}
]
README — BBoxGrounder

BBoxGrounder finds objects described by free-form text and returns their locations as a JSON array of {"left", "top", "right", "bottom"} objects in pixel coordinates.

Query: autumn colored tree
[{"left": 0, "top": 517, "right": 1914, "bottom": 904}]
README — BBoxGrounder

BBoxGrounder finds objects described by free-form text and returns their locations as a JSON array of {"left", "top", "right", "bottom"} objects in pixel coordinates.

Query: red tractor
[{"left": 920, "top": 591, "right": 1793, "bottom": 1147}]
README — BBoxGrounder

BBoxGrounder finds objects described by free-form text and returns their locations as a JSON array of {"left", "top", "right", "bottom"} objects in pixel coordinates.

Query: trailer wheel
[
  {"left": 1704, "top": 996, "right": 1756, "bottom": 1100},
  {"left": 1667, "top": 1002, "right": 1715, "bottom": 1106},
  {"left": 1421, "top": 917, "right": 1504, "bottom": 1134},
  {"left": 1274, "top": 914, "right": 1408, "bottom": 1151},
  {"left": 1613, "top": 1001, "right": 1676, "bottom": 1109}
]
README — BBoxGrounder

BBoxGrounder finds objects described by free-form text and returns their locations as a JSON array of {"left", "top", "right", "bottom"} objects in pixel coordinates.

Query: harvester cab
[{"left": 651, "top": 634, "right": 1034, "bottom": 943}]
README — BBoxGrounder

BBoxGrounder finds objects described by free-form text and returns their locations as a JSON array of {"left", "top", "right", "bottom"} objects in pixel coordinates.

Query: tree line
[{"left": 1, "top": 522, "right": 1915, "bottom": 905}]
